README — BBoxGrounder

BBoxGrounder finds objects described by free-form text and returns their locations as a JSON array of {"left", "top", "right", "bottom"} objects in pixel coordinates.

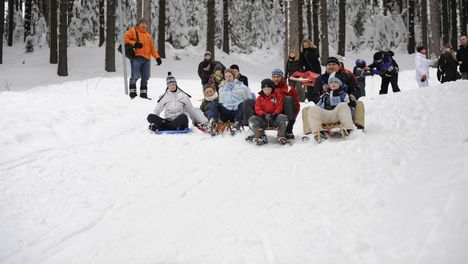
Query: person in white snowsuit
[
  {"left": 147, "top": 72, "right": 208, "bottom": 131},
  {"left": 415, "top": 46, "right": 433, "bottom": 88}
]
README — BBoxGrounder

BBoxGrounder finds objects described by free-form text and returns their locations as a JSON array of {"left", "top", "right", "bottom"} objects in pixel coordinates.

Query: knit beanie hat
[
  {"left": 328, "top": 76, "right": 343, "bottom": 86},
  {"left": 230, "top": 64, "right": 240, "bottom": 71},
  {"left": 261, "top": 79, "right": 275, "bottom": 90},
  {"left": 325, "top": 57, "right": 340, "bottom": 65},
  {"left": 271, "top": 68, "right": 284, "bottom": 77},
  {"left": 204, "top": 51, "right": 212, "bottom": 57},
  {"left": 166, "top": 72, "right": 177, "bottom": 85}
]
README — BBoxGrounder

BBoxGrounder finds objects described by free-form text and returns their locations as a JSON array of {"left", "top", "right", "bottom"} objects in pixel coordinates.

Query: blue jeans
[
  {"left": 130, "top": 56, "right": 150, "bottom": 86},
  {"left": 208, "top": 101, "right": 244, "bottom": 122},
  {"left": 461, "top": 72, "right": 468, "bottom": 80}
]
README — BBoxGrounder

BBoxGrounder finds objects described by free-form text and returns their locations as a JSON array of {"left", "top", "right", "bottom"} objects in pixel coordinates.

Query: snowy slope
[{"left": 1, "top": 47, "right": 468, "bottom": 264}]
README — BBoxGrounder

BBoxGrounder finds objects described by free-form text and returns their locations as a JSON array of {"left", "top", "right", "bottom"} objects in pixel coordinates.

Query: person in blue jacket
[{"left": 365, "top": 51, "right": 401, "bottom": 95}]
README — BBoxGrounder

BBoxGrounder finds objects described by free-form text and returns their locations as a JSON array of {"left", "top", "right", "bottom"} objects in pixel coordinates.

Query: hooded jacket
[
  {"left": 154, "top": 87, "right": 208, "bottom": 124},
  {"left": 218, "top": 79, "right": 253, "bottom": 111},
  {"left": 124, "top": 27, "right": 160, "bottom": 60}
]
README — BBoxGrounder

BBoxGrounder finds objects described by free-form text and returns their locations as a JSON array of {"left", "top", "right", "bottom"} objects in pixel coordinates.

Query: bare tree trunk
[
  {"left": 50, "top": 0, "right": 58, "bottom": 63},
  {"left": 421, "top": 0, "right": 428, "bottom": 48},
  {"left": 207, "top": 0, "right": 215, "bottom": 58},
  {"left": 449, "top": 0, "right": 457, "bottom": 49},
  {"left": 297, "top": 0, "right": 303, "bottom": 43},
  {"left": 7, "top": 0, "right": 14, "bottom": 46},
  {"left": 407, "top": 0, "right": 415, "bottom": 53},
  {"left": 320, "top": 0, "right": 329, "bottom": 65},
  {"left": 222, "top": 0, "right": 229, "bottom": 54},
  {"left": 42, "top": 0, "right": 48, "bottom": 24},
  {"left": 441, "top": 0, "right": 449, "bottom": 44},
  {"left": 0, "top": 0, "right": 4, "bottom": 63},
  {"left": 105, "top": 0, "right": 116, "bottom": 72},
  {"left": 99, "top": 0, "right": 105, "bottom": 47},
  {"left": 312, "top": 0, "right": 319, "bottom": 48},
  {"left": 158, "top": 0, "right": 166, "bottom": 58},
  {"left": 462, "top": 0, "right": 467, "bottom": 34},
  {"left": 429, "top": 0, "right": 441, "bottom": 56},
  {"left": 338, "top": 0, "right": 346, "bottom": 56},
  {"left": 24, "top": 0, "right": 32, "bottom": 41},
  {"left": 67, "top": 0, "right": 74, "bottom": 25},
  {"left": 284, "top": 0, "right": 289, "bottom": 69},
  {"left": 306, "top": 0, "right": 312, "bottom": 39},
  {"left": 142, "top": 0, "right": 151, "bottom": 34},
  {"left": 289, "top": 0, "right": 300, "bottom": 53},
  {"left": 136, "top": 0, "right": 142, "bottom": 19},
  {"left": 57, "top": 0, "right": 68, "bottom": 76}
]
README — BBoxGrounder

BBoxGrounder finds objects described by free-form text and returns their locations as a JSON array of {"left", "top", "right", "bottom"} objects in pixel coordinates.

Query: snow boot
[
  {"left": 256, "top": 134, "right": 268, "bottom": 145},
  {"left": 278, "top": 137, "right": 288, "bottom": 145},
  {"left": 140, "top": 85, "right": 151, "bottom": 100},
  {"left": 245, "top": 134, "right": 256, "bottom": 142},
  {"left": 313, "top": 131, "right": 327, "bottom": 143},
  {"left": 286, "top": 120, "right": 295, "bottom": 139},
  {"left": 129, "top": 84, "right": 137, "bottom": 99},
  {"left": 148, "top": 123, "right": 159, "bottom": 131}
]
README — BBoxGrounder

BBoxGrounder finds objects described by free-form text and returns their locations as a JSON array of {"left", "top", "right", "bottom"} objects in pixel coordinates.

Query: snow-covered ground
[{"left": 1, "top": 46, "right": 468, "bottom": 264}]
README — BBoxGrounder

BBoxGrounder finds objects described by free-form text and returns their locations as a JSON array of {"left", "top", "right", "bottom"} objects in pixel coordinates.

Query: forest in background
[{"left": 0, "top": 0, "right": 467, "bottom": 76}]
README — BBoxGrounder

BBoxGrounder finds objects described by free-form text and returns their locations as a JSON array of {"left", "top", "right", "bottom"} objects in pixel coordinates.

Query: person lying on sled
[{"left": 147, "top": 72, "right": 208, "bottom": 131}]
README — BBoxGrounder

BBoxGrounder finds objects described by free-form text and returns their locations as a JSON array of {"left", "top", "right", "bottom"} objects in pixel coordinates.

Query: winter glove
[
  {"left": 156, "top": 57, "right": 162, "bottom": 65},
  {"left": 348, "top": 94, "right": 357, "bottom": 108},
  {"left": 134, "top": 42, "right": 143, "bottom": 49}
]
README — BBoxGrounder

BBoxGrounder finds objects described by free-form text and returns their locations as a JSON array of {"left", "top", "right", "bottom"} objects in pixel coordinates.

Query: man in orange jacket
[{"left": 124, "top": 19, "right": 162, "bottom": 99}]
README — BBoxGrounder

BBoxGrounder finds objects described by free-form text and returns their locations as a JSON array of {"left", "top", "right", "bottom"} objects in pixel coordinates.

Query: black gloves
[
  {"left": 156, "top": 57, "right": 162, "bottom": 65},
  {"left": 134, "top": 42, "right": 143, "bottom": 49}
]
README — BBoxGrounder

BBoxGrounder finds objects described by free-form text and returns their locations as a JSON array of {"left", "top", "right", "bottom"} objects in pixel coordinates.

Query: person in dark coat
[
  {"left": 197, "top": 51, "right": 226, "bottom": 86},
  {"left": 456, "top": 34, "right": 468, "bottom": 80},
  {"left": 285, "top": 50, "right": 306, "bottom": 102},
  {"left": 230, "top": 64, "right": 249, "bottom": 87},
  {"left": 438, "top": 43, "right": 461, "bottom": 83},
  {"left": 200, "top": 83, "right": 218, "bottom": 118},
  {"left": 299, "top": 38, "right": 321, "bottom": 74},
  {"left": 365, "top": 50, "right": 401, "bottom": 94}
]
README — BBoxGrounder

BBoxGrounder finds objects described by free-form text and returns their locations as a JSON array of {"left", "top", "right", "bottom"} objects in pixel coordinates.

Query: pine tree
[
  {"left": 306, "top": 0, "right": 312, "bottom": 40},
  {"left": 50, "top": 0, "right": 58, "bottom": 63},
  {"left": 57, "top": 0, "right": 68, "bottom": 76},
  {"left": 207, "top": 0, "right": 215, "bottom": 58},
  {"left": 297, "top": 0, "right": 303, "bottom": 44},
  {"left": 449, "top": 0, "right": 457, "bottom": 49},
  {"left": 222, "top": 0, "right": 229, "bottom": 54},
  {"left": 421, "top": 0, "right": 428, "bottom": 48},
  {"left": 407, "top": 0, "right": 415, "bottom": 53},
  {"left": 441, "top": 0, "right": 449, "bottom": 44},
  {"left": 24, "top": 0, "right": 32, "bottom": 41},
  {"left": 158, "top": 0, "right": 166, "bottom": 58},
  {"left": 320, "top": 0, "right": 329, "bottom": 64},
  {"left": 312, "top": 0, "right": 319, "bottom": 48},
  {"left": 337, "top": 0, "right": 346, "bottom": 56},
  {"left": 289, "top": 0, "right": 300, "bottom": 54},
  {"left": 99, "top": 0, "right": 105, "bottom": 47},
  {"left": 105, "top": 0, "right": 116, "bottom": 72},
  {"left": 7, "top": 0, "right": 14, "bottom": 46},
  {"left": 429, "top": 0, "right": 441, "bottom": 55},
  {"left": 0, "top": 0, "right": 4, "bottom": 63}
]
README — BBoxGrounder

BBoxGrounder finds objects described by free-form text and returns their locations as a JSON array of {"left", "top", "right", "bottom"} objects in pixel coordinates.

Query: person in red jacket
[
  {"left": 271, "top": 68, "right": 300, "bottom": 139},
  {"left": 246, "top": 79, "right": 289, "bottom": 145},
  {"left": 124, "top": 18, "right": 162, "bottom": 99}
]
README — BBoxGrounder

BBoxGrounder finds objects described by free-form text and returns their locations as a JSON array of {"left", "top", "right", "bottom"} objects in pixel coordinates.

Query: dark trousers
[
  {"left": 242, "top": 98, "right": 255, "bottom": 125},
  {"left": 283, "top": 96, "right": 298, "bottom": 133},
  {"left": 379, "top": 73, "right": 401, "bottom": 94},
  {"left": 208, "top": 101, "right": 244, "bottom": 123},
  {"left": 248, "top": 114, "right": 288, "bottom": 137},
  {"left": 147, "top": 113, "right": 188, "bottom": 130}
]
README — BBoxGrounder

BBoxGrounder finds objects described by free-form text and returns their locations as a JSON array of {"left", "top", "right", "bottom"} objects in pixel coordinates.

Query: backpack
[{"left": 118, "top": 28, "right": 139, "bottom": 60}]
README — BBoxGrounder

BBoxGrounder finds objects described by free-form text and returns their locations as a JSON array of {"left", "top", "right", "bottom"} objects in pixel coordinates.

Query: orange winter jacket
[{"left": 124, "top": 27, "right": 160, "bottom": 60}]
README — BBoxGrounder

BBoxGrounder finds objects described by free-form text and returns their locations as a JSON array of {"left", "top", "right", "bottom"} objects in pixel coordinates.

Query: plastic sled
[
  {"left": 289, "top": 71, "right": 320, "bottom": 86},
  {"left": 154, "top": 128, "right": 191, "bottom": 134}
]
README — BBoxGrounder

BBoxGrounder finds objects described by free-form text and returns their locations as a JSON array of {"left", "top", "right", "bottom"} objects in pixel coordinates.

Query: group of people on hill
[
  {"left": 123, "top": 19, "right": 468, "bottom": 145},
  {"left": 415, "top": 34, "right": 468, "bottom": 87}
]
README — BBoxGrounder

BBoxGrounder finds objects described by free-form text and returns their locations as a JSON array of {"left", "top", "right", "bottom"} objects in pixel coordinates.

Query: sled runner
[
  {"left": 208, "top": 121, "right": 242, "bottom": 136},
  {"left": 154, "top": 128, "right": 191, "bottom": 134},
  {"left": 302, "top": 123, "right": 349, "bottom": 143}
]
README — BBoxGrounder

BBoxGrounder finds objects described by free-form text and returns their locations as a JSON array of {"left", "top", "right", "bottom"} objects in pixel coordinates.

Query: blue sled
[{"left": 154, "top": 128, "right": 191, "bottom": 135}]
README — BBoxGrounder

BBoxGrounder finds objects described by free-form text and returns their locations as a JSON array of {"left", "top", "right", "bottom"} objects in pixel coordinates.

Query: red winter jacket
[
  {"left": 255, "top": 91, "right": 284, "bottom": 117},
  {"left": 274, "top": 79, "right": 300, "bottom": 115}
]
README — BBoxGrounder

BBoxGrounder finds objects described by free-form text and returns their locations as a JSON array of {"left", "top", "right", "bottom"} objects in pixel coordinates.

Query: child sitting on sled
[
  {"left": 302, "top": 76, "right": 355, "bottom": 143},
  {"left": 147, "top": 72, "right": 208, "bottom": 131},
  {"left": 246, "top": 79, "right": 289, "bottom": 145}
]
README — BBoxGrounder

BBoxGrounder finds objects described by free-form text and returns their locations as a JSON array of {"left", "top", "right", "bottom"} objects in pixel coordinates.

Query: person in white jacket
[
  {"left": 415, "top": 46, "right": 433, "bottom": 88},
  {"left": 147, "top": 72, "right": 208, "bottom": 131}
]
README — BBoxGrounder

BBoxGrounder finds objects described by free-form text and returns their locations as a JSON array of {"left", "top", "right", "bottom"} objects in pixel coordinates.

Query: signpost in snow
[{"left": 118, "top": 0, "right": 128, "bottom": 95}]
